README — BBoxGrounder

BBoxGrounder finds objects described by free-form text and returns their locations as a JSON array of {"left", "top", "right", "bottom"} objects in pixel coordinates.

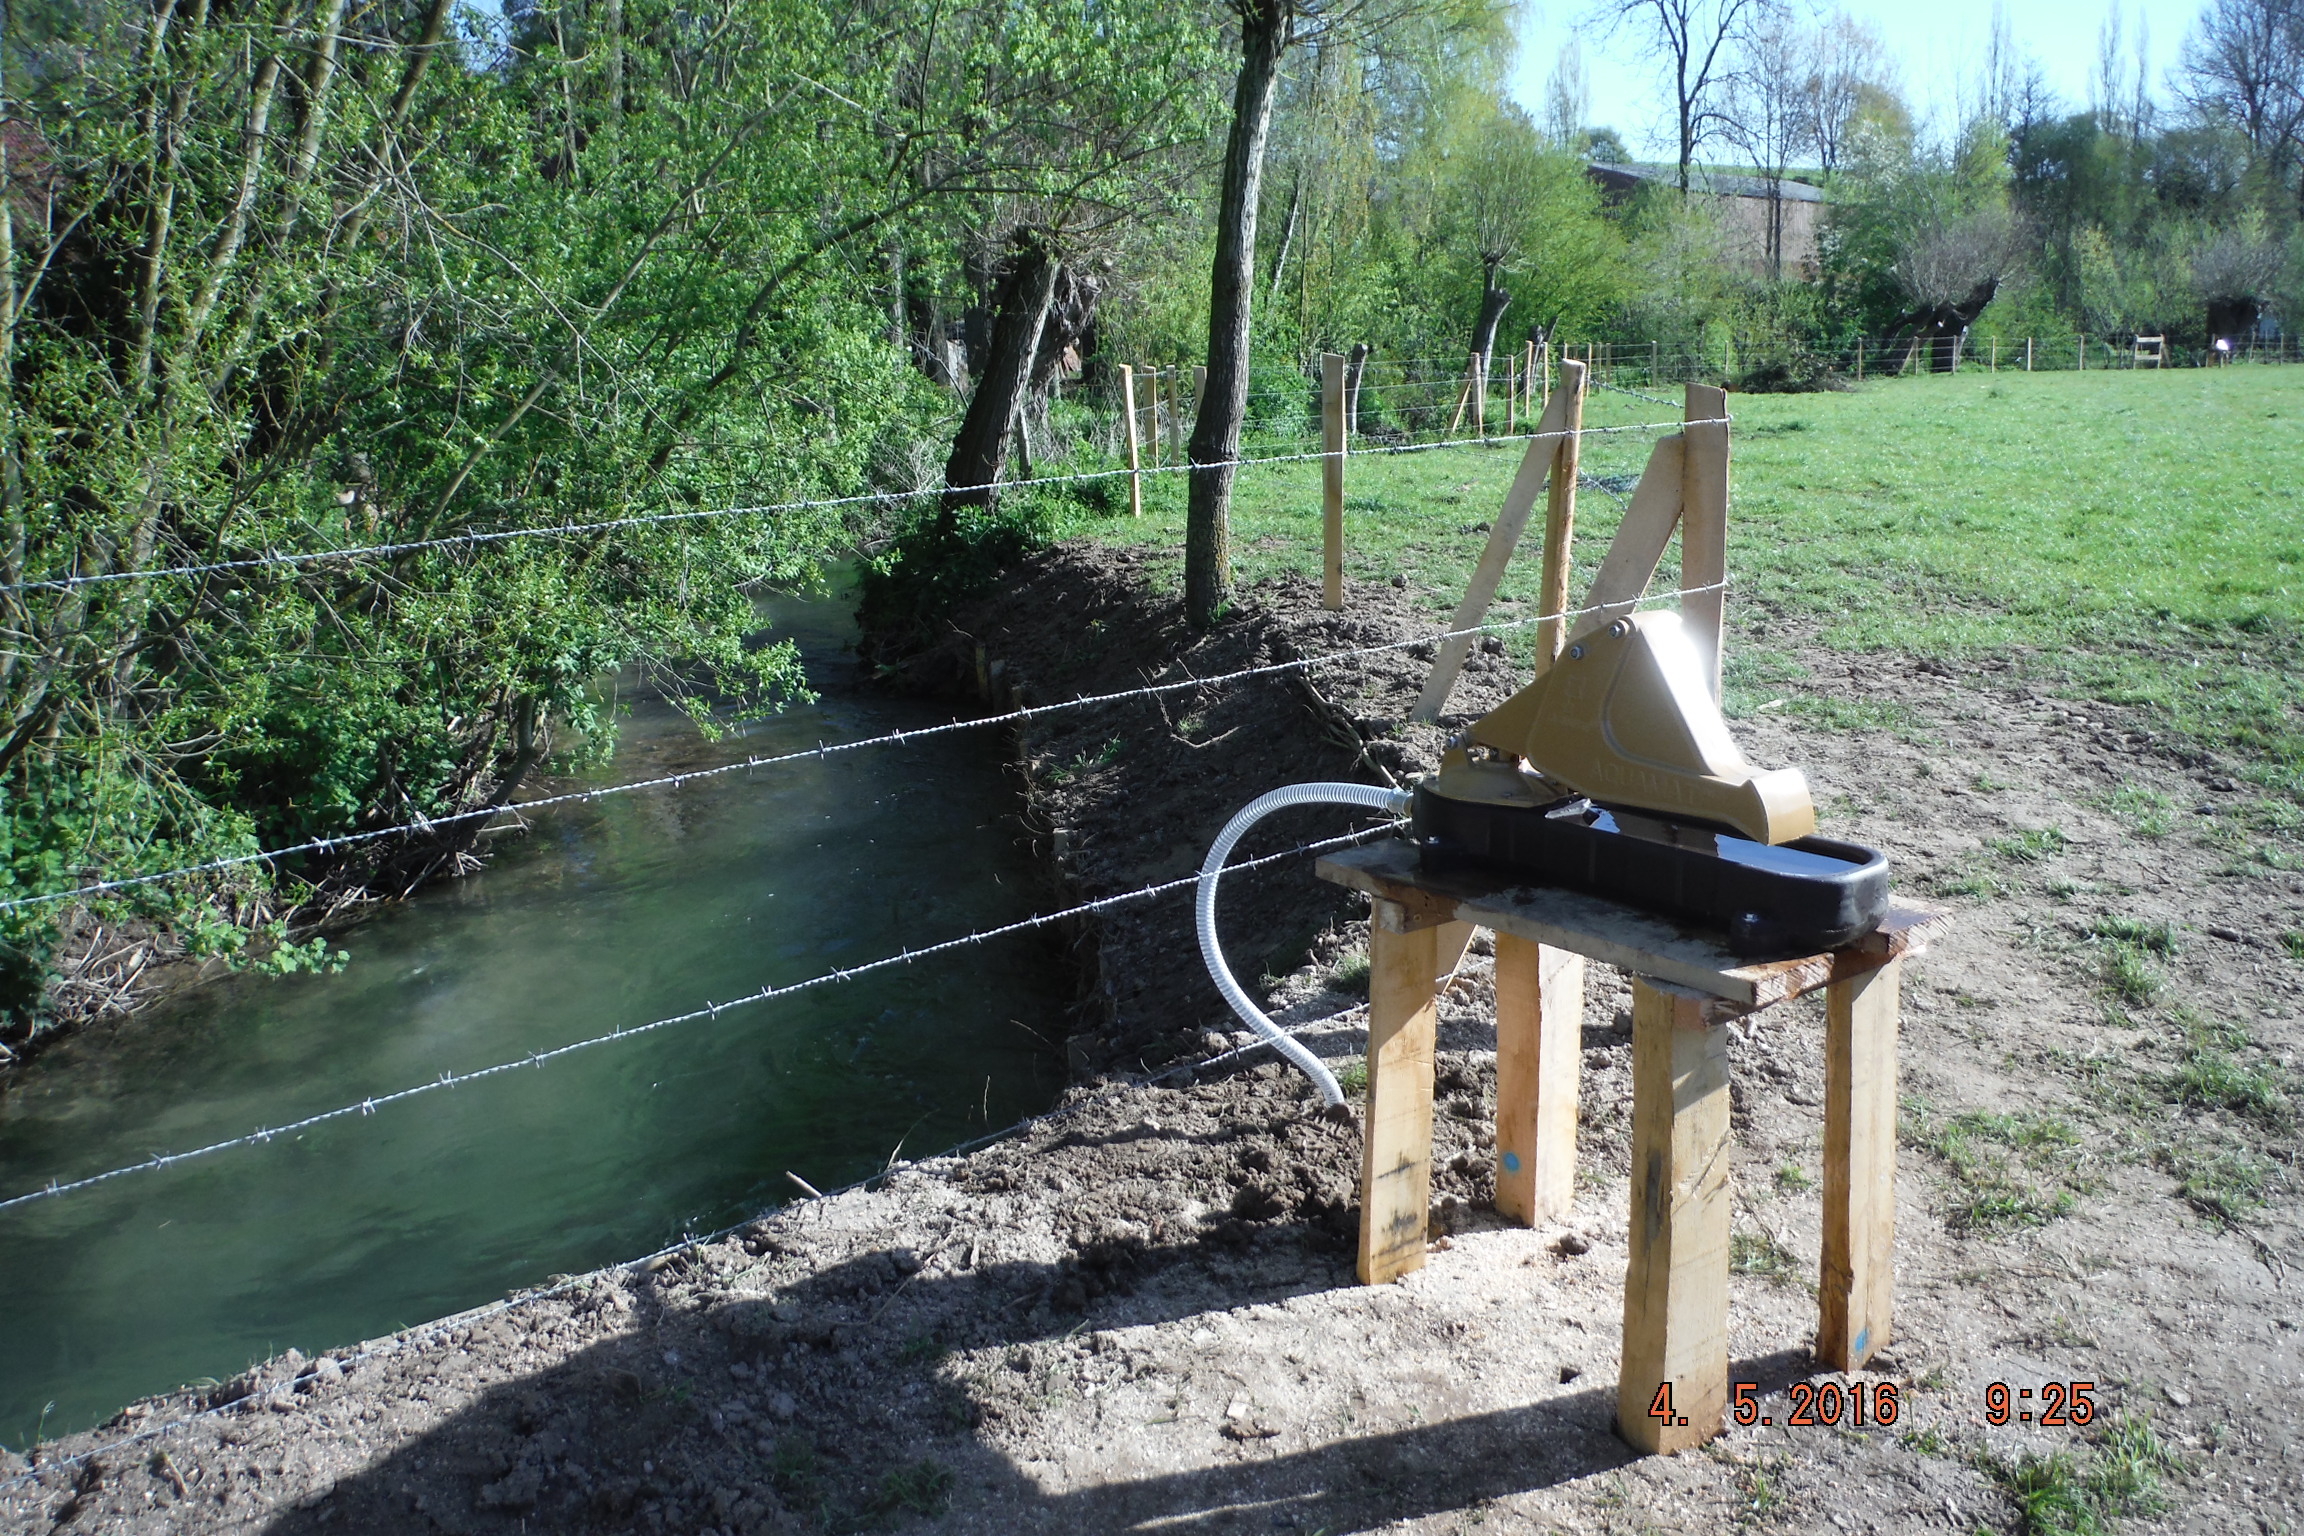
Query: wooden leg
[
  {"left": 1358, "top": 900, "right": 1444, "bottom": 1284},
  {"left": 1618, "top": 978, "right": 1732, "bottom": 1454},
  {"left": 1820, "top": 957, "right": 1900, "bottom": 1372},
  {"left": 1493, "top": 935, "right": 1583, "bottom": 1225}
]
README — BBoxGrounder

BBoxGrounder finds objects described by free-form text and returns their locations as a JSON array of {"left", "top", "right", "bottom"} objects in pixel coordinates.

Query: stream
[{"left": 0, "top": 587, "right": 1069, "bottom": 1443}]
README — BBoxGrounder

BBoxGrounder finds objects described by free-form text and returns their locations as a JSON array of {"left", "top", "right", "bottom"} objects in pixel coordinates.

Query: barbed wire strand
[
  {"left": 0, "top": 573, "right": 1728, "bottom": 916},
  {"left": 0, "top": 969, "right": 1385, "bottom": 1493},
  {"left": 0, "top": 821, "right": 1404, "bottom": 1218},
  {"left": 4, "top": 417, "right": 1718, "bottom": 596},
  {"left": 1594, "top": 378, "right": 1682, "bottom": 409}
]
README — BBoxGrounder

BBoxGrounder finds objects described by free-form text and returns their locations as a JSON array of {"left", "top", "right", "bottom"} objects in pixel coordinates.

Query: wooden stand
[{"left": 1317, "top": 839, "right": 1943, "bottom": 1455}]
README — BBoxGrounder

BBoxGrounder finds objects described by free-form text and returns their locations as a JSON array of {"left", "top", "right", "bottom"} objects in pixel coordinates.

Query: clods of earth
[{"left": 5, "top": 543, "right": 2299, "bottom": 1533}]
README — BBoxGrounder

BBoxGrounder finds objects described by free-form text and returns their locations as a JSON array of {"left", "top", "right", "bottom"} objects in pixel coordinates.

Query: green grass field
[{"left": 1056, "top": 367, "right": 2304, "bottom": 792}]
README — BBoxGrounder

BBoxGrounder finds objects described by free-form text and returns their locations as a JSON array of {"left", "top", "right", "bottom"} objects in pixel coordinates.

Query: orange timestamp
[
  {"left": 1645, "top": 1380, "right": 1901, "bottom": 1429},
  {"left": 1983, "top": 1380, "right": 2096, "bottom": 1426}
]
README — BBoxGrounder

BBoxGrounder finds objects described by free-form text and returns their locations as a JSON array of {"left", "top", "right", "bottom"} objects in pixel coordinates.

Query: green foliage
[
  {"left": 1328, "top": 949, "right": 1372, "bottom": 994},
  {"left": 1904, "top": 1099, "right": 2085, "bottom": 1231},
  {"left": 1991, "top": 827, "right": 2070, "bottom": 863},
  {"left": 2157, "top": 1142, "right": 2275, "bottom": 1226},
  {"left": 868, "top": 1459, "right": 954, "bottom": 1518},
  {"left": 855, "top": 490, "right": 1074, "bottom": 660},
  {"left": 1978, "top": 1410, "right": 2181, "bottom": 1535},
  {"left": 0, "top": 0, "right": 1225, "bottom": 1034}
]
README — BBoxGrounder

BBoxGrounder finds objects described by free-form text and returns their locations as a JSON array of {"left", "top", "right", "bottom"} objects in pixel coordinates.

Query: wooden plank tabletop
[{"left": 1315, "top": 838, "right": 1945, "bottom": 1011}]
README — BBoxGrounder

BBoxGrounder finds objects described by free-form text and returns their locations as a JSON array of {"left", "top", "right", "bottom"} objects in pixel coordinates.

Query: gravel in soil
[{"left": 7, "top": 544, "right": 2301, "bottom": 1534}]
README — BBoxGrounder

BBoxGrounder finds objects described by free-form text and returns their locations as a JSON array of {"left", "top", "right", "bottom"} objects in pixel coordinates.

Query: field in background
[{"left": 1060, "top": 367, "right": 2304, "bottom": 793}]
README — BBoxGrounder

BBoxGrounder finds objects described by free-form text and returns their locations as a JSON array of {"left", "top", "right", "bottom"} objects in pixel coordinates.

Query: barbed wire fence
[{"left": 0, "top": 393, "right": 1731, "bottom": 1470}]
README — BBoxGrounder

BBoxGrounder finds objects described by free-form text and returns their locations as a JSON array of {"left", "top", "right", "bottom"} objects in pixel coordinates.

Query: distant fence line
[{"left": 1032, "top": 328, "right": 2299, "bottom": 476}]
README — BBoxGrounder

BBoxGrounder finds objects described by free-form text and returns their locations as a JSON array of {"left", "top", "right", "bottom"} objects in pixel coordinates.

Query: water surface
[{"left": 0, "top": 589, "right": 1066, "bottom": 1441}]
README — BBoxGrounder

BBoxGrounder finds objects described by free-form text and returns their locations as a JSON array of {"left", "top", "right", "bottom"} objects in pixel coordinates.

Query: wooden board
[
  {"left": 1681, "top": 384, "right": 1729, "bottom": 702},
  {"left": 1618, "top": 978, "right": 1733, "bottom": 1454},
  {"left": 1561, "top": 433, "right": 1683, "bottom": 649},
  {"left": 1316, "top": 838, "right": 1943, "bottom": 1012},
  {"left": 1410, "top": 362, "right": 1588, "bottom": 722},
  {"left": 1359, "top": 901, "right": 1443, "bottom": 1284},
  {"left": 1493, "top": 935, "right": 1582, "bottom": 1225},
  {"left": 1819, "top": 956, "right": 1901, "bottom": 1372}
]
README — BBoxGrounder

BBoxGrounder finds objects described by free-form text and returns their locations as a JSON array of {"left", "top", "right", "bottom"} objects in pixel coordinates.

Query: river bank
[
  {"left": 5, "top": 543, "right": 2301, "bottom": 1533},
  {"left": 0, "top": 585, "right": 1071, "bottom": 1446}
]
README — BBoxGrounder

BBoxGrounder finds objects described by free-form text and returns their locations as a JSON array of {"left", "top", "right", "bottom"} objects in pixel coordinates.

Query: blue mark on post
[
  {"left": 1854, "top": 1327, "right": 1870, "bottom": 1359},
  {"left": 1502, "top": 1150, "right": 1523, "bottom": 1174}
]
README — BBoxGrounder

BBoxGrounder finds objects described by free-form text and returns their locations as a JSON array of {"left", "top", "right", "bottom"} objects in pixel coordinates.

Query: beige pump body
[{"left": 1458, "top": 610, "right": 1815, "bottom": 846}]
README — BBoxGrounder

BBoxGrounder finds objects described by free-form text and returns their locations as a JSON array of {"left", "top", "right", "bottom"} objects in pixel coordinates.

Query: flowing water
[{"left": 0, "top": 588, "right": 1069, "bottom": 1442}]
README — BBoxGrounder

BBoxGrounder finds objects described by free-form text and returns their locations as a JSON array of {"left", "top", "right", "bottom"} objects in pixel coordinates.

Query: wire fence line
[
  {"left": 0, "top": 821, "right": 1409, "bottom": 1218},
  {"left": 0, "top": 958, "right": 1386, "bottom": 1492},
  {"left": 1, "top": 416, "right": 1706, "bottom": 597},
  {"left": 0, "top": 554, "right": 1729, "bottom": 920}
]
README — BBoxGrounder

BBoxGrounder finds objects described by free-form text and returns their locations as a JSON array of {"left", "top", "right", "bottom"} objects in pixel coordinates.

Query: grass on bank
[{"left": 1030, "top": 366, "right": 2304, "bottom": 792}]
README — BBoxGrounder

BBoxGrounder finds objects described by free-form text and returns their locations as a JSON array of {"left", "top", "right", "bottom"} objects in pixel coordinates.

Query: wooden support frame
[
  {"left": 1532, "top": 370, "right": 1585, "bottom": 667},
  {"left": 1561, "top": 434, "right": 1683, "bottom": 650},
  {"left": 1322, "top": 351, "right": 1346, "bottom": 612},
  {"left": 1120, "top": 365, "right": 1143, "bottom": 518},
  {"left": 1493, "top": 935, "right": 1582, "bottom": 1225},
  {"left": 1618, "top": 978, "right": 1733, "bottom": 1455},
  {"left": 1819, "top": 956, "right": 1900, "bottom": 1372},
  {"left": 1317, "top": 835, "right": 1942, "bottom": 1458},
  {"left": 1680, "top": 384, "right": 1729, "bottom": 703},
  {"left": 1409, "top": 361, "right": 1587, "bottom": 721},
  {"left": 1358, "top": 902, "right": 1454, "bottom": 1284}
]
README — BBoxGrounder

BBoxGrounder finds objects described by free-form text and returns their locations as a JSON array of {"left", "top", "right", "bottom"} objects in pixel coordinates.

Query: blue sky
[{"left": 1506, "top": 0, "right": 2211, "bottom": 156}]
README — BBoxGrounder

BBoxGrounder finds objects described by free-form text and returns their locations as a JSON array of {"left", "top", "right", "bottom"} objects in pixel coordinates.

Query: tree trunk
[
  {"left": 1266, "top": 164, "right": 1303, "bottom": 305},
  {"left": 602, "top": 0, "right": 624, "bottom": 127},
  {"left": 1187, "top": 0, "right": 1290, "bottom": 629},
  {"left": 1470, "top": 272, "right": 1512, "bottom": 381},
  {"left": 887, "top": 240, "right": 907, "bottom": 352},
  {"left": 939, "top": 235, "right": 1060, "bottom": 529}
]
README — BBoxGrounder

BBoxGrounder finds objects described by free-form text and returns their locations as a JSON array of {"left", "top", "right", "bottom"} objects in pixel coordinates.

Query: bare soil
[{"left": 6, "top": 545, "right": 2300, "bottom": 1536}]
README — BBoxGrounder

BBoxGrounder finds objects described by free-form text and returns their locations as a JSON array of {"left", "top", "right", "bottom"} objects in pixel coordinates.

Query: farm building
[{"left": 1587, "top": 162, "right": 1826, "bottom": 282}]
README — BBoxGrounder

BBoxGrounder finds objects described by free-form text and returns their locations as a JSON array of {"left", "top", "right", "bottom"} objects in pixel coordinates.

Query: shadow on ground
[{"left": 257, "top": 1214, "right": 1815, "bottom": 1536}]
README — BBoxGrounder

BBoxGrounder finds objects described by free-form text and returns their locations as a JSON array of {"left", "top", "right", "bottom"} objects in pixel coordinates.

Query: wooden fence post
[
  {"left": 1322, "top": 350, "right": 1346, "bottom": 612},
  {"left": 1410, "top": 361, "right": 1586, "bottom": 721},
  {"left": 1533, "top": 365, "right": 1584, "bottom": 668},
  {"left": 2026, "top": 337, "right": 2034, "bottom": 371},
  {"left": 1524, "top": 340, "right": 1536, "bottom": 417},
  {"left": 1507, "top": 351, "right": 1518, "bottom": 435},
  {"left": 1120, "top": 364, "right": 1143, "bottom": 518},
  {"left": 1541, "top": 341, "right": 1551, "bottom": 407},
  {"left": 2078, "top": 335, "right": 2085, "bottom": 371},
  {"left": 1855, "top": 338, "right": 1863, "bottom": 380},
  {"left": 1681, "top": 382, "right": 1730, "bottom": 703},
  {"left": 1991, "top": 336, "right": 1998, "bottom": 372}
]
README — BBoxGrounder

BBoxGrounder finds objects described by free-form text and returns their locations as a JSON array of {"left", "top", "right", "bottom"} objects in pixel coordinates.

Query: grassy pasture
[{"left": 1064, "top": 367, "right": 2304, "bottom": 790}]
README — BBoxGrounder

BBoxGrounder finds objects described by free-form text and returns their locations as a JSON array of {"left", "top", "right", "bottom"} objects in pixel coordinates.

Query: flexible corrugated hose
[{"left": 1195, "top": 782, "right": 1415, "bottom": 1106}]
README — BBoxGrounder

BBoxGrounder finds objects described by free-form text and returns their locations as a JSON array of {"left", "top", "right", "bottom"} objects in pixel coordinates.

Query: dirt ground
[{"left": 5, "top": 545, "right": 2300, "bottom": 1535}]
